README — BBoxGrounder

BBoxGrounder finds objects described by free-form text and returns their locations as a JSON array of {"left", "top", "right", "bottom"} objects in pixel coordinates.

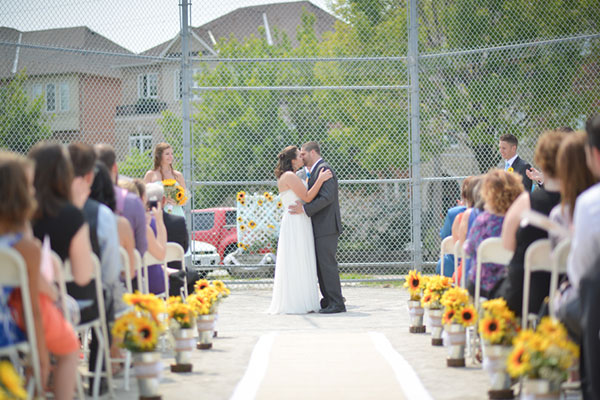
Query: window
[
  {"left": 32, "top": 84, "right": 43, "bottom": 100},
  {"left": 225, "top": 210, "right": 237, "bottom": 227},
  {"left": 193, "top": 212, "right": 215, "bottom": 231},
  {"left": 59, "top": 83, "right": 69, "bottom": 111},
  {"left": 137, "top": 73, "right": 158, "bottom": 99},
  {"left": 128, "top": 133, "right": 153, "bottom": 153},
  {"left": 46, "top": 83, "right": 55, "bottom": 112}
]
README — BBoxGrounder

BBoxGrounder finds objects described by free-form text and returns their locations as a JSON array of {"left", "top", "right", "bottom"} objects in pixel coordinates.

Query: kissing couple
[{"left": 267, "top": 141, "right": 346, "bottom": 314}]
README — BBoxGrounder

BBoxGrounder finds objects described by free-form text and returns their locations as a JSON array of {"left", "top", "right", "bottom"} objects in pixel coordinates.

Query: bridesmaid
[{"left": 144, "top": 142, "right": 186, "bottom": 217}]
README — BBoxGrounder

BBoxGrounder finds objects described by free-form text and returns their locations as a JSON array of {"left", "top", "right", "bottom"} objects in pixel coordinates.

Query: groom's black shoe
[
  {"left": 318, "top": 304, "right": 346, "bottom": 314},
  {"left": 320, "top": 298, "right": 329, "bottom": 309}
]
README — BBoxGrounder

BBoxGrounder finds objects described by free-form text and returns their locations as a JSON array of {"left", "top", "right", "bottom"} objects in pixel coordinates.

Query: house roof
[
  {"left": 136, "top": 1, "right": 338, "bottom": 63},
  {"left": 0, "top": 26, "right": 134, "bottom": 79}
]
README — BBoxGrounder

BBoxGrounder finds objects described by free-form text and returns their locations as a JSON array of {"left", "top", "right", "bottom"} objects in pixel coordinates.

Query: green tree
[{"left": 0, "top": 71, "right": 52, "bottom": 153}]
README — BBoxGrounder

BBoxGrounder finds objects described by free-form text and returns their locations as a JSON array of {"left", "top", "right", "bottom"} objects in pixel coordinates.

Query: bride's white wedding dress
[{"left": 267, "top": 184, "right": 320, "bottom": 314}]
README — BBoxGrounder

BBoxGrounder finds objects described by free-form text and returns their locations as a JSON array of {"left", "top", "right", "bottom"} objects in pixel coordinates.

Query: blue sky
[{"left": 0, "top": 0, "right": 331, "bottom": 53}]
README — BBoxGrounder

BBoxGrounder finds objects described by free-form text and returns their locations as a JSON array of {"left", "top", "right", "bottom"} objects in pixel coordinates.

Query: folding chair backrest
[
  {"left": 550, "top": 238, "right": 570, "bottom": 316},
  {"left": 119, "top": 247, "right": 133, "bottom": 294},
  {"left": 522, "top": 238, "right": 552, "bottom": 329},
  {"left": 0, "top": 248, "right": 43, "bottom": 394},
  {"left": 142, "top": 251, "right": 166, "bottom": 297},
  {"left": 133, "top": 249, "right": 143, "bottom": 293},
  {"left": 475, "top": 237, "right": 513, "bottom": 309},
  {"left": 440, "top": 236, "right": 455, "bottom": 277},
  {"left": 59, "top": 254, "right": 103, "bottom": 326}
]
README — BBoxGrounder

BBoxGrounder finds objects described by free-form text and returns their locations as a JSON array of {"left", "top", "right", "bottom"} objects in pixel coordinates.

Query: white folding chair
[
  {"left": 522, "top": 239, "right": 553, "bottom": 329},
  {"left": 439, "top": 236, "right": 455, "bottom": 277},
  {"left": 165, "top": 242, "right": 186, "bottom": 297},
  {"left": 56, "top": 254, "right": 115, "bottom": 399},
  {"left": 474, "top": 237, "right": 514, "bottom": 309},
  {"left": 119, "top": 246, "right": 133, "bottom": 295},
  {"left": 133, "top": 249, "right": 144, "bottom": 293},
  {"left": 549, "top": 238, "right": 570, "bottom": 316},
  {"left": 0, "top": 247, "right": 44, "bottom": 396},
  {"left": 142, "top": 242, "right": 185, "bottom": 299}
]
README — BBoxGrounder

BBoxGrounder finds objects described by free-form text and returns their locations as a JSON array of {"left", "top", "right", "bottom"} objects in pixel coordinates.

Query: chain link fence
[{"left": 1, "top": 0, "right": 599, "bottom": 286}]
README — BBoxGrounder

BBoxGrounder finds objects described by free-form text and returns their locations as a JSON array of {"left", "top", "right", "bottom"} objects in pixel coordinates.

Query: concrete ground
[{"left": 111, "top": 286, "right": 491, "bottom": 400}]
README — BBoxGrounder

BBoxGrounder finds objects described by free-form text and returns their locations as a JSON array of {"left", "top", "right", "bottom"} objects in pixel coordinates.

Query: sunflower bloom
[
  {"left": 443, "top": 309, "right": 456, "bottom": 325},
  {"left": 479, "top": 316, "right": 504, "bottom": 343},
  {"left": 507, "top": 344, "right": 531, "bottom": 378},
  {"left": 458, "top": 305, "right": 477, "bottom": 327},
  {"left": 0, "top": 361, "right": 27, "bottom": 399},
  {"left": 194, "top": 279, "right": 210, "bottom": 292},
  {"left": 257, "top": 199, "right": 264, "bottom": 206},
  {"left": 276, "top": 201, "right": 282, "bottom": 209},
  {"left": 248, "top": 220, "right": 257, "bottom": 229}
]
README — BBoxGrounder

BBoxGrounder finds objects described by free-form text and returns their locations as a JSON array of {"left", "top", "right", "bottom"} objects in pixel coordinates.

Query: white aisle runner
[{"left": 231, "top": 331, "right": 433, "bottom": 400}]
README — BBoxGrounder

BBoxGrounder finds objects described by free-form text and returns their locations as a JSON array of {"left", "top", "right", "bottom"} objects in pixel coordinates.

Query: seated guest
[
  {"left": 436, "top": 177, "right": 473, "bottom": 277},
  {"left": 464, "top": 170, "right": 524, "bottom": 298},
  {"left": 162, "top": 196, "right": 190, "bottom": 296},
  {"left": 121, "top": 181, "right": 167, "bottom": 295},
  {"left": 0, "top": 150, "right": 78, "bottom": 400},
  {"left": 497, "top": 129, "right": 567, "bottom": 316},
  {"left": 454, "top": 176, "right": 484, "bottom": 283}
]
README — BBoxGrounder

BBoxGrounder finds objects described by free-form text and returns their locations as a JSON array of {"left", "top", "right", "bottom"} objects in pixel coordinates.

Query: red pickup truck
[{"left": 191, "top": 207, "right": 238, "bottom": 260}]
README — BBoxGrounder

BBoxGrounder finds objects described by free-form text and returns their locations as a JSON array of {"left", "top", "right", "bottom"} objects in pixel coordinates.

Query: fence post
[
  {"left": 180, "top": 0, "right": 192, "bottom": 225},
  {"left": 408, "top": 0, "right": 423, "bottom": 272}
]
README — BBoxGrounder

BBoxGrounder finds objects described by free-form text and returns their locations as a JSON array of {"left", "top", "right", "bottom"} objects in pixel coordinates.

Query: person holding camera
[{"left": 121, "top": 180, "right": 167, "bottom": 294}]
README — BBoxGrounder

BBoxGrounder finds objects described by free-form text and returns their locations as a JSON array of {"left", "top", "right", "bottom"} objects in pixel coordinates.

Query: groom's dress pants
[{"left": 315, "top": 233, "right": 344, "bottom": 308}]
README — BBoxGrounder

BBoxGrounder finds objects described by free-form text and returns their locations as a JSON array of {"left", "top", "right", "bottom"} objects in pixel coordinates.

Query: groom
[{"left": 290, "top": 141, "right": 345, "bottom": 313}]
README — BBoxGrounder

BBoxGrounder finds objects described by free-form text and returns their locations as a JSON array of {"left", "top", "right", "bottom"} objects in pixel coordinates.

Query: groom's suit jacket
[
  {"left": 508, "top": 156, "right": 533, "bottom": 192},
  {"left": 304, "top": 159, "right": 343, "bottom": 238}
]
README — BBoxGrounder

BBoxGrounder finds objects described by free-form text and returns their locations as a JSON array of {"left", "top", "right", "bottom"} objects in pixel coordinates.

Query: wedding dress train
[{"left": 267, "top": 187, "right": 320, "bottom": 314}]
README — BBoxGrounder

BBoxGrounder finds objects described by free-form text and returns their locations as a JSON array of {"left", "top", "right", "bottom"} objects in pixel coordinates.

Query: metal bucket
[
  {"left": 427, "top": 309, "right": 444, "bottom": 346},
  {"left": 133, "top": 351, "right": 163, "bottom": 398},
  {"left": 444, "top": 323, "right": 466, "bottom": 367},
  {"left": 196, "top": 314, "right": 215, "bottom": 349},
  {"left": 171, "top": 328, "right": 195, "bottom": 371},
  {"left": 407, "top": 300, "right": 426, "bottom": 333}
]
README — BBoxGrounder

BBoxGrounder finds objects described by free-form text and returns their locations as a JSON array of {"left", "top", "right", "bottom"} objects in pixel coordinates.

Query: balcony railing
[{"left": 116, "top": 99, "right": 167, "bottom": 116}]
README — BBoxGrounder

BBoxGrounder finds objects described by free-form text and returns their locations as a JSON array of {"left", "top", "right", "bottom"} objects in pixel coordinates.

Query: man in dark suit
[
  {"left": 290, "top": 141, "right": 345, "bottom": 313},
  {"left": 161, "top": 201, "right": 190, "bottom": 297},
  {"left": 499, "top": 133, "right": 532, "bottom": 191}
]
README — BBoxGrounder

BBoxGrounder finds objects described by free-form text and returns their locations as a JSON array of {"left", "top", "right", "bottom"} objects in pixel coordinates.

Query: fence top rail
[
  {"left": 193, "top": 85, "right": 410, "bottom": 91},
  {"left": 191, "top": 176, "right": 470, "bottom": 186}
]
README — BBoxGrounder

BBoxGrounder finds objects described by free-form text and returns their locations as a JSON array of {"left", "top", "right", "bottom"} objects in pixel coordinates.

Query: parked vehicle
[
  {"left": 189, "top": 240, "right": 220, "bottom": 272},
  {"left": 191, "top": 207, "right": 237, "bottom": 260}
]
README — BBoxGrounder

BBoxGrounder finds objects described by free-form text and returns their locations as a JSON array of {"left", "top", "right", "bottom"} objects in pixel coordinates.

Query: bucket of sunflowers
[
  {"left": 440, "top": 286, "right": 477, "bottom": 367},
  {"left": 421, "top": 275, "right": 453, "bottom": 346},
  {"left": 478, "top": 298, "right": 519, "bottom": 399},
  {"left": 0, "top": 360, "right": 26, "bottom": 400},
  {"left": 166, "top": 296, "right": 196, "bottom": 373},
  {"left": 507, "top": 317, "right": 579, "bottom": 400},
  {"left": 112, "top": 292, "right": 166, "bottom": 399},
  {"left": 404, "top": 270, "right": 426, "bottom": 333},
  {"left": 187, "top": 280, "right": 230, "bottom": 349}
]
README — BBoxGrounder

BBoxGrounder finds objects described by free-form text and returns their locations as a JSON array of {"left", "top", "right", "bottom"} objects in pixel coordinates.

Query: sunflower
[
  {"left": 0, "top": 361, "right": 27, "bottom": 399},
  {"left": 237, "top": 216, "right": 243, "bottom": 223},
  {"left": 239, "top": 200, "right": 246, "bottom": 206},
  {"left": 176, "top": 190, "right": 183, "bottom": 201},
  {"left": 443, "top": 309, "right": 456, "bottom": 325},
  {"left": 194, "top": 279, "right": 210, "bottom": 292},
  {"left": 421, "top": 292, "right": 433, "bottom": 307},
  {"left": 237, "top": 242, "right": 244, "bottom": 248},
  {"left": 264, "top": 192, "right": 273, "bottom": 201},
  {"left": 213, "top": 280, "right": 226, "bottom": 292},
  {"left": 248, "top": 220, "right": 257, "bottom": 229},
  {"left": 405, "top": 270, "right": 421, "bottom": 291},
  {"left": 479, "top": 316, "right": 505, "bottom": 343},
  {"left": 257, "top": 199, "right": 264, "bottom": 206},
  {"left": 112, "top": 312, "right": 135, "bottom": 339},
  {"left": 162, "top": 179, "right": 177, "bottom": 187},
  {"left": 507, "top": 344, "right": 531, "bottom": 378},
  {"left": 240, "top": 224, "right": 246, "bottom": 231},
  {"left": 276, "top": 201, "right": 283, "bottom": 209},
  {"left": 458, "top": 305, "right": 477, "bottom": 327},
  {"left": 267, "top": 224, "right": 275, "bottom": 229},
  {"left": 236, "top": 191, "right": 246, "bottom": 203},
  {"left": 131, "top": 318, "right": 159, "bottom": 351},
  {"left": 537, "top": 317, "right": 567, "bottom": 339}
]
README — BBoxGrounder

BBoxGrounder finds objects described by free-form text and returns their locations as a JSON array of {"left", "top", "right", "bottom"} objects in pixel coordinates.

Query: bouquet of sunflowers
[
  {"left": 187, "top": 280, "right": 231, "bottom": 316},
  {"left": 162, "top": 179, "right": 188, "bottom": 206},
  {"left": 0, "top": 360, "right": 26, "bottom": 400},
  {"left": 421, "top": 275, "right": 453, "bottom": 309},
  {"left": 478, "top": 298, "right": 519, "bottom": 346},
  {"left": 507, "top": 317, "right": 579, "bottom": 387},
  {"left": 112, "top": 292, "right": 166, "bottom": 352},
  {"left": 404, "top": 270, "right": 426, "bottom": 301},
  {"left": 440, "top": 286, "right": 477, "bottom": 327},
  {"left": 166, "top": 296, "right": 195, "bottom": 329}
]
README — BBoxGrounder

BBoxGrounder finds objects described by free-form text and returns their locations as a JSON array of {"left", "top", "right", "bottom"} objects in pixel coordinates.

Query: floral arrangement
[
  {"left": 236, "top": 191, "right": 283, "bottom": 254},
  {"left": 112, "top": 292, "right": 166, "bottom": 352},
  {"left": 162, "top": 179, "right": 188, "bottom": 206},
  {"left": 507, "top": 317, "right": 579, "bottom": 386},
  {"left": 440, "top": 287, "right": 477, "bottom": 327},
  {"left": 166, "top": 296, "right": 195, "bottom": 329},
  {"left": 0, "top": 361, "right": 26, "bottom": 399},
  {"left": 421, "top": 275, "right": 453, "bottom": 309},
  {"left": 404, "top": 270, "right": 425, "bottom": 301},
  {"left": 478, "top": 298, "right": 519, "bottom": 346},
  {"left": 187, "top": 280, "right": 231, "bottom": 315}
]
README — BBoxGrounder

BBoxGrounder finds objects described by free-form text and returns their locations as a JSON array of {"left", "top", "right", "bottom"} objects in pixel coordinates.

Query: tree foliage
[{"left": 0, "top": 71, "right": 52, "bottom": 153}]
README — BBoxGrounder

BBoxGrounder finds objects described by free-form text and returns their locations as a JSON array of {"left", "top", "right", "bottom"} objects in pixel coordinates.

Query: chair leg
[{"left": 92, "top": 326, "right": 104, "bottom": 399}]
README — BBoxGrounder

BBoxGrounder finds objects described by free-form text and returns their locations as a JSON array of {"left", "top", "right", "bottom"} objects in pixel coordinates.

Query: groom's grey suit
[{"left": 304, "top": 159, "right": 344, "bottom": 310}]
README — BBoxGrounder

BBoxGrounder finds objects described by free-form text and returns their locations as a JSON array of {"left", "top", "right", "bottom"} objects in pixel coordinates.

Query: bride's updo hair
[{"left": 274, "top": 146, "right": 298, "bottom": 179}]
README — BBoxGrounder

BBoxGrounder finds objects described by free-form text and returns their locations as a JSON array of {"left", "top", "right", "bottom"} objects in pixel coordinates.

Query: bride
[
  {"left": 144, "top": 142, "right": 186, "bottom": 217},
  {"left": 267, "top": 145, "right": 332, "bottom": 314}
]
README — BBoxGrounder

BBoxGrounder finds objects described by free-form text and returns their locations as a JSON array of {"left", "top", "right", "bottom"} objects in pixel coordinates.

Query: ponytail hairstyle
[{"left": 274, "top": 146, "right": 298, "bottom": 179}]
